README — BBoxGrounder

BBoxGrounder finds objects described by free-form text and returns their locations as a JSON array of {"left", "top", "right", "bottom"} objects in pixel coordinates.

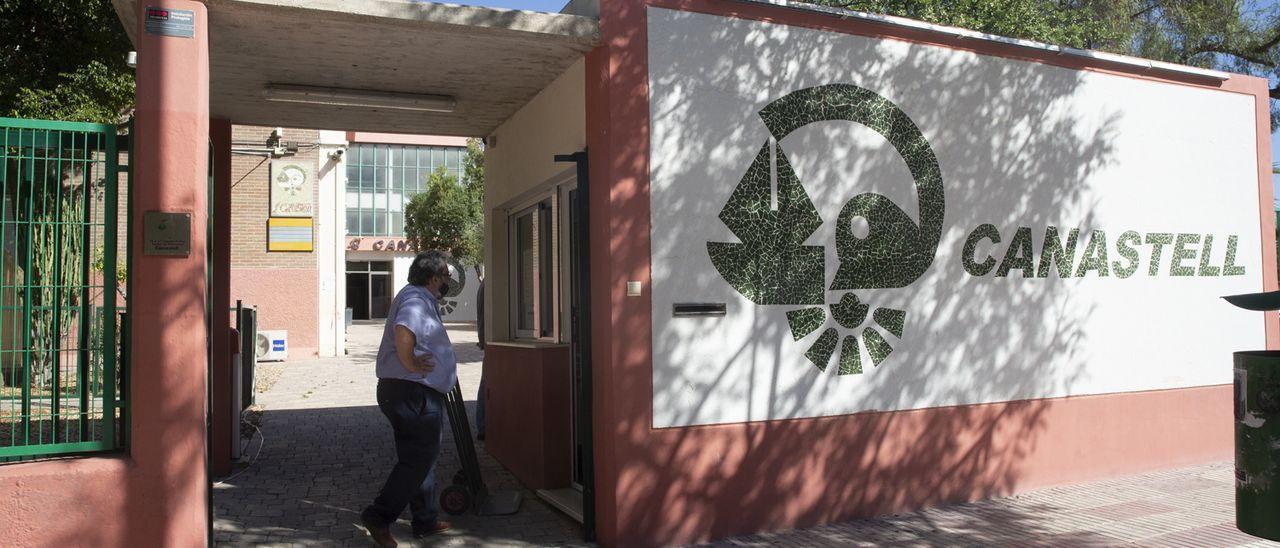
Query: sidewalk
[
  {"left": 212, "top": 322, "right": 585, "bottom": 547},
  {"left": 214, "top": 322, "right": 1277, "bottom": 547},
  {"left": 695, "top": 461, "right": 1278, "bottom": 548}
]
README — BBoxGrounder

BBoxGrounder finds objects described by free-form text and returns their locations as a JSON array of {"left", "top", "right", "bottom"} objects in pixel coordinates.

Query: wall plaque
[
  {"left": 144, "top": 7, "right": 195, "bottom": 38},
  {"left": 269, "top": 161, "right": 314, "bottom": 218},
  {"left": 143, "top": 211, "right": 191, "bottom": 256}
]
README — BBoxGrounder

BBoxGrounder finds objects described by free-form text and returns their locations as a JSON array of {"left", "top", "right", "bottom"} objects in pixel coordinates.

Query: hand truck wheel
[{"left": 440, "top": 484, "right": 472, "bottom": 515}]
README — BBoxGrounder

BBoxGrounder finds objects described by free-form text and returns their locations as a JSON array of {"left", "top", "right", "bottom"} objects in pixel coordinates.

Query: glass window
[
  {"left": 345, "top": 142, "right": 467, "bottom": 237},
  {"left": 538, "top": 205, "right": 554, "bottom": 337},
  {"left": 516, "top": 212, "right": 535, "bottom": 333},
  {"left": 346, "top": 164, "right": 360, "bottom": 190},
  {"left": 510, "top": 200, "right": 556, "bottom": 340},
  {"left": 346, "top": 210, "right": 359, "bottom": 234},
  {"left": 390, "top": 211, "right": 404, "bottom": 236}
]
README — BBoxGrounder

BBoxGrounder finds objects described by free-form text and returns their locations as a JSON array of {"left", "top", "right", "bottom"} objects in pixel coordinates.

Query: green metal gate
[{"left": 0, "top": 117, "right": 124, "bottom": 461}]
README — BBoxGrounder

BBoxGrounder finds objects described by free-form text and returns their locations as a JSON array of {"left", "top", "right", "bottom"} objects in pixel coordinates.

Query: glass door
[{"left": 346, "top": 261, "right": 393, "bottom": 320}]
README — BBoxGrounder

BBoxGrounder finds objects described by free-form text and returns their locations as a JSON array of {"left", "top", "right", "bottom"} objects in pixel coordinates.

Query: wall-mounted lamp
[
  {"left": 263, "top": 84, "right": 456, "bottom": 113},
  {"left": 126, "top": 51, "right": 137, "bottom": 69}
]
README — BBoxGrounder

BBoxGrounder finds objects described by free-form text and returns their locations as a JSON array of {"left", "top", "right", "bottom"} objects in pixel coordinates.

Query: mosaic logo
[
  {"left": 440, "top": 258, "right": 468, "bottom": 315},
  {"left": 708, "top": 84, "right": 945, "bottom": 375}
]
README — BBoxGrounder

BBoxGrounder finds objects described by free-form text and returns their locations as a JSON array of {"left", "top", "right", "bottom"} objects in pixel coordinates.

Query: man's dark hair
[{"left": 408, "top": 250, "right": 451, "bottom": 287}]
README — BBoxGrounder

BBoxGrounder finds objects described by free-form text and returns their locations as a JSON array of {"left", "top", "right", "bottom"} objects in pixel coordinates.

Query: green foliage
[
  {"left": 804, "top": 0, "right": 1280, "bottom": 126},
  {"left": 91, "top": 245, "right": 127, "bottom": 284},
  {"left": 460, "top": 137, "right": 485, "bottom": 261},
  {"left": 811, "top": 0, "right": 1134, "bottom": 50},
  {"left": 404, "top": 166, "right": 483, "bottom": 266},
  {"left": 0, "top": 0, "right": 135, "bottom": 124}
]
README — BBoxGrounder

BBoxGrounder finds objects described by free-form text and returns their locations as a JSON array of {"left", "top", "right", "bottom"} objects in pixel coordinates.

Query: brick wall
[
  {"left": 230, "top": 125, "right": 321, "bottom": 268},
  {"left": 229, "top": 125, "right": 321, "bottom": 357}
]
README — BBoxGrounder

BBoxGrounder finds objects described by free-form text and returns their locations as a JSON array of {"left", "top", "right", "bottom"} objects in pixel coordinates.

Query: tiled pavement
[
  {"left": 215, "top": 322, "right": 1279, "bottom": 547},
  {"left": 213, "top": 322, "right": 587, "bottom": 547},
  {"left": 696, "top": 462, "right": 1280, "bottom": 548}
]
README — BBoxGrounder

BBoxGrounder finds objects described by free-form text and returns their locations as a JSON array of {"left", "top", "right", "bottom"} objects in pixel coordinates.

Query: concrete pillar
[
  {"left": 210, "top": 118, "right": 233, "bottom": 477},
  {"left": 317, "top": 130, "right": 348, "bottom": 357},
  {"left": 129, "top": 0, "right": 210, "bottom": 544}
]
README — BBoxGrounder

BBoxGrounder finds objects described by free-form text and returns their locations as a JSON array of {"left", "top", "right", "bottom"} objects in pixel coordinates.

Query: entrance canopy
[{"left": 112, "top": 0, "right": 599, "bottom": 136}]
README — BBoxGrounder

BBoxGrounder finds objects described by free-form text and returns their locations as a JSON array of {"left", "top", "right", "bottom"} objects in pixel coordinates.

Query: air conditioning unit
[{"left": 256, "top": 330, "right": 288, "bottom": 362}]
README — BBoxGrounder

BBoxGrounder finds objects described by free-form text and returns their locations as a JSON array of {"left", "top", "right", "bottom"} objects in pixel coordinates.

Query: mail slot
[{"left": 673, "top": 302, "right": 727, "bottom": 317}]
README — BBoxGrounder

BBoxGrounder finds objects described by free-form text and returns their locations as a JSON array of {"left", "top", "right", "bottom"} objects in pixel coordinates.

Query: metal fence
[{"left": 0, "top": 117, "right": 124, "bottom": 461}]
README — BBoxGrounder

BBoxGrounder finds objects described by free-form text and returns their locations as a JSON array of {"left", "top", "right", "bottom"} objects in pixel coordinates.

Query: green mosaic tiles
[
  {"left": 839, "top": 336, "right": 862, "bottom": 375},
  {"left": 806, "top": 328, "right": 839, "bottom": 372},
  {"left": 863, "top": 328, "right": 894, "bottom": 366},
  {"left": 707, "top": 141, "right": 825, "bottom": 305},
  {"left": 757, "top": 84, "right": 945, "bottom": 291},
  {"left": 831, "top": 292, "right": 869, "bottom": 329},
  {"left": 873, "top": 308, "right": 906, "bottom": 338},
  {"left": 787, "top": 307, "right": 826, "bottom": 341},
  {"left": 1037, "top": 226, "right": 1079, "bottom": 278},
  {"left": 1225, "top": 235, "right": 1246, "bottom": 276},
  {"left": 963, "top": 225, "right": 1248, "bottom": 279},
  {"left": 708, "top": 83, "right": 945, "bottom": 376},
  {"left": 1075, "top": 230, "right": 1110, "bottom": 277}
]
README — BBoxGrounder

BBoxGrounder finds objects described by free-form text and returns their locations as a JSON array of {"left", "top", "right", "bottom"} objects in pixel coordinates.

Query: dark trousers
[{"left": 363, "top": 379, "right": 444, "bottom": 530}]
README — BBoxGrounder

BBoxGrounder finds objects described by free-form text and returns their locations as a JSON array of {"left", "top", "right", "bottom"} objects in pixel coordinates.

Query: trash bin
[{"left": 1235, "top": 350, "right": 1280, "bottom": 541}]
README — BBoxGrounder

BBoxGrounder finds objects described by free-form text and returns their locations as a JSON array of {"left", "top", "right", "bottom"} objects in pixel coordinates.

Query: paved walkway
[
  {"left": 213, "top": 322, "right": 585, "bottom": 547},
  {"left": 215, "top": 322, "right": 1278, "bottom": 547},
  {"left": 696, "top": 462, "right": 1278, "bottom": 548}
]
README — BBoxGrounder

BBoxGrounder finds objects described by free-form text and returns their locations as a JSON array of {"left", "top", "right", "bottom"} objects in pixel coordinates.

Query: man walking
[{"left": 361, "top": 250, "right": 457, "bottom": 547}]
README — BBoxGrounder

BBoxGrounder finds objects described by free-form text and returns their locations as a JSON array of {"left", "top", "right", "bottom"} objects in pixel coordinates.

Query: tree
[
  {"left": 404, "top": 165, "right": 484, "bottom": 266},
  {"left": 806, "top": 0, "right": 1280, "bottom": 126},
  {"left": 0, "top": 0, "right": 135, "bottom": 123},
  {"left": 460, "top": 138, "right": 485, "bottom": 256}
]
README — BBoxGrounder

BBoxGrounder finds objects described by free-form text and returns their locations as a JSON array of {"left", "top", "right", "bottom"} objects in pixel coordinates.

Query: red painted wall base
[
  {"left": 608, "top": 384, "right": 1233, "bottom": 547},
  {"left": 483, "top": 343, "right": 573, "bottom": 489}
]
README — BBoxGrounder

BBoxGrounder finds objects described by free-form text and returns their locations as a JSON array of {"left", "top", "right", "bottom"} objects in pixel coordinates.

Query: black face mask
[{"left": 438, "top": 281, "right": 451, "bottom": 297}]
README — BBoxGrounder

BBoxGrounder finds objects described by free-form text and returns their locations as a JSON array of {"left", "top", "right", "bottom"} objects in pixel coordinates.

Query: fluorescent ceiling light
[{"left": 263, "top": 84, "right": 456, "bottom": 113}]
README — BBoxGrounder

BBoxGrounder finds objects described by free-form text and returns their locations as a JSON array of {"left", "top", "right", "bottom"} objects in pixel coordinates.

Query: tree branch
[
  {"left": 1189, "top": 40, "right": 1276, "bottom": 67},
  {"left": 1251, "top": 27, "right": 1280, "bottom": 54}
]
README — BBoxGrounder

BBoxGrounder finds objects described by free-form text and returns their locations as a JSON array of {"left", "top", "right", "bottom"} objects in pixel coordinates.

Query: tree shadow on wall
[{"left": 628, "top": 7, "right": 1133, "bottom": 544}]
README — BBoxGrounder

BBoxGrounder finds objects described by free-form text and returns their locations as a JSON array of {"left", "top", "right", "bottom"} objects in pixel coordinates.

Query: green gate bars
[{"left": 0, "top": 117, "right": 124, "bottom": 461}]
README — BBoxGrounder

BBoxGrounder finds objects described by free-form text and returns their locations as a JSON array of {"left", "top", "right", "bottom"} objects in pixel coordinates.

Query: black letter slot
[{"left": 673, "top": 302, "right": 727, "bottom": 317}]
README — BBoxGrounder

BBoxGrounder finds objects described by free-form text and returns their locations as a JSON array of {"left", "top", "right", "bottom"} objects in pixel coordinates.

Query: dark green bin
[{"left": 1234, "top": 350, "right": 1280, "bottom": 541}]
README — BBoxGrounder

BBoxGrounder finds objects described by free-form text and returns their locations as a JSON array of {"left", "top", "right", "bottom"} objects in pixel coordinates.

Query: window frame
[{"left": 508, "top": 198, "right": 558, "bottom": 341}]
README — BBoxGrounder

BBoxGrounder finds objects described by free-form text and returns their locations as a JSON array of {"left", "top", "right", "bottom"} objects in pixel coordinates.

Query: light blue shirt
[{"left": 375, "top": 284, "right": 457, "bottom": 395}]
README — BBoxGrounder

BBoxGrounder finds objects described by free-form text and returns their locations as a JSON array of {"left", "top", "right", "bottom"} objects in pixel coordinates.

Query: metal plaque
[
  {"left": 144, "top": 6, "right": 195, "bottom": 38},
  {"left": 143, "top": 211, "right": 192, "bottom": 256}
]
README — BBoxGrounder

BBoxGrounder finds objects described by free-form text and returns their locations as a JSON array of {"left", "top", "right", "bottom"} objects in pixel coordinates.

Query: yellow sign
[{"left": 267, "top": 217, "right": 313, "bottom": 252}]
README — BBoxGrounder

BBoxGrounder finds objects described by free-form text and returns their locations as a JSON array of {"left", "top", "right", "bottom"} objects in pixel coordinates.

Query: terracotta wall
[
  {"left": 229, "top": 125, "right": 322, "bottom": 358},
  {"left": 584, "top": 0, "right": 1280, "bottom": 546},
  {"left": 483, "top": 344, "right": 572, "bottom": 489},
  {"left": 0, "top": 3, "right": 216, "bottom": 545},
  {"left": 230, "top": 268, "right": 319, "bottom": 358}
]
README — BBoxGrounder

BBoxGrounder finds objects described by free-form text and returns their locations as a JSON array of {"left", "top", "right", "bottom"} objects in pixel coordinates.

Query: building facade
[
  {"left": 228, "top": 127, "right": 480, "bottom": 359},
  {"left": 1, "top": 1, "right": 1275, "bottom": 547}
]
